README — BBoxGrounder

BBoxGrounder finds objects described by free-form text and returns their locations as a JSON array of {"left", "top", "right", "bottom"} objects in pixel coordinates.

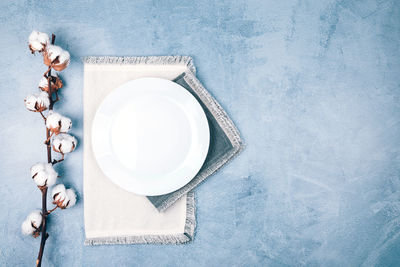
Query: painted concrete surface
[{"left": 0, "top": 0, "right": 400, "bottom": 266}]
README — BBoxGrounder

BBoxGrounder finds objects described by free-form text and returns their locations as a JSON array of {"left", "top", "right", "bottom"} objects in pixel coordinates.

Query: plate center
[{"left": 111, "top": 95, "right": 192, "bottom": 177}]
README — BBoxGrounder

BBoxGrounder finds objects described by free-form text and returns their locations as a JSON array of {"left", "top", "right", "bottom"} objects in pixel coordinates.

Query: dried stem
[
  {"left": 36, "top": 33, "right": 56, "bottom": 267},
  {"left": 52, "top": 155, "right": 64, "bottom": 165},
  {"left": 43, "top": 66, "right": 52, "bottom": 78},
  {"left": 54, "top": 91, "right": 59, "bottom": 103},
  {"left": 47, "top": 206, "right": 58, "bottom": 215},
  {"left": 44, "top": 132, "right": 53, "bottom": 145},
  {"left": 39, "top": 111, "right": 46, "bottom": 121}
]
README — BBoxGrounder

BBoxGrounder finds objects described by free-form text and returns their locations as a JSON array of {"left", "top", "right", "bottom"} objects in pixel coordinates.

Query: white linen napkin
[{"left": 83, "top": 56, "right": 196, "bottom": 245}]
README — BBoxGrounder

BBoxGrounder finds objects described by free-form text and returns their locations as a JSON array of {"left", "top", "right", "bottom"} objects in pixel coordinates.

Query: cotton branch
[
  {"left": 36, "top": 33, "right": 56, "bottom": 267},
  {"left": 25, "top": 30, "right": 76, "bottom": 267}
]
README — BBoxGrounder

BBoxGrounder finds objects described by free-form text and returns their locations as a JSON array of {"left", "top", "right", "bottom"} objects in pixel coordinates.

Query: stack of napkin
[{"left": 83, "top": 56, "right": 243, "bottom": 245}]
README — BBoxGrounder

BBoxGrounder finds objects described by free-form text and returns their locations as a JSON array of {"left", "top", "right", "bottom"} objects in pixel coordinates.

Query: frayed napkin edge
[
  {"left": 84, "top": 191, "right": 196, "bottom": 246},
  {"left": 82, "top": 55, "right": 196, "bottom": 74}
]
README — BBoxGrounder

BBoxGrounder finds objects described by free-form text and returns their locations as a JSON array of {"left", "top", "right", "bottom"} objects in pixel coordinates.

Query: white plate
[{"left": 92, "top": 77, "right": 210, "bottom": 196}]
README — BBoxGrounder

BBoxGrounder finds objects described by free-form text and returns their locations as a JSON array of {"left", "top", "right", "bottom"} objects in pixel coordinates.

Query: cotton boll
[
  {"left": 53, "top": 50, "right": 70, "bottom": 71},
  {"left": 52, "top": 184, "right": 77, "bottom": 209},
  {"left": 30, "top": 162, "right": 58, "bottom": 187},
  {"left": 46, "top": 111, "right": 62, "bottom": 132},
  {"left": 46, "top": 111, "right": 71, "bottom": 134},
  {"left": 65, "top": 189, "right": 77, "bottom": 208},
  {"left": 39, "top": 73, "right": 63, "bottom": 93},
  {"left": 28, "top": 31, "right": 49, "bottom": 54},
  {"left": 24, "top": 92, "right": 49, "bottom": 112},
  {"left": 43, "top": 45, "right": 70, "bottom": 71},
  {"left": 43, "top": 45, "right": 62, "bottom": 63},
  {"left": 53, "top": 189, "right": 68, "bottom": 208},
  {"left": 21, "top": 210, "right": 42, "bottom": 237},
  {"left": 52, "top": 184, "right": 66, "bottom": 200},
  {"left": 24, "top": 94, "right": 39, "bottom": 111},
  {"left": 52, "top": 133, "right": 77, "bottom": 154}
]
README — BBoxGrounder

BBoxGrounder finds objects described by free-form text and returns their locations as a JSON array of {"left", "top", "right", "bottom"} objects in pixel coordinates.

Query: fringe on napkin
[
  {"left": 83, "top": 55, "right": 196, "bottom": 74},
  {"left": 84, "top": 191, "right": 196, "bottom": 245}
]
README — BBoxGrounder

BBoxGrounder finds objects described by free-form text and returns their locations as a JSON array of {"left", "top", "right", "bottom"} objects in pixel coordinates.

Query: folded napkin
[
  {"left": 147, "top": 72, "right": 244, "bottom": 211},
  {"left": 83, "top": 56, "right": 197, "bottom": 245}
]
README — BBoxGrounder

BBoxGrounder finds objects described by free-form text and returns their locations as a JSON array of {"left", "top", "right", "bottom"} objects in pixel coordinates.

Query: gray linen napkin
[{"left": 147, "top": 71, "right": 244, "bottom": 211}]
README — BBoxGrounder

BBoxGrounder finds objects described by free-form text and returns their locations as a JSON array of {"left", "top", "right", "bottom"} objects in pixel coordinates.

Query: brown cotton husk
[
  {"left": 29, "top": 44, "right": 36, "bottom": 54},
  {"left": 43, "top": 51, "right": 69, "bottom": 71},
  {"left": 39, "top": 77, "right": 63, "bottom": 93},
  {"left": 53, "top": 76, "right": 63, "bottom": 89},
  {"left": 52, "top": 142, "right": 62, "bottom": 153},
  {"left": 37, "top": 185, "right": 47, "bottom": 191},
  {"left": 29, "top": 44, "right": 45, "bottom": 54},
  {"left": 34, "top": 102, "right": 47, "bottom": 112},
  {"left": 43, "top": 50, "right": 54, "bottom": 66},
  {"left": 52, "top": 61, "right": 69, "bottom": 71},
  {"left": 33, "top": 230, "right": 41, "bottom": 238},
  {"left": 49, "top": 127, "right": 61, "bottom": 135},
  {"left": 32, "top": 222, "right": 41, "bottom": 238},
  {"left": 48, "top": 119, "right": 62, "bottom": 135},
  {"left": 53, "top": 194, "right": 68, "bottom": 209}
]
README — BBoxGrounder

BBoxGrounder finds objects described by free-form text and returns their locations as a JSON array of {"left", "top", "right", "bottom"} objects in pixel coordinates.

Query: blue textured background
[{"left": 0, "top": 0, "right": 399, "bottom": 266}]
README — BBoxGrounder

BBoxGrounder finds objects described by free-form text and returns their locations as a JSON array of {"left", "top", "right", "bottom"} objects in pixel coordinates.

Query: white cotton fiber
[
  {"left": 44, "top": 44, "right": 70, "bottom": 71},
  {"left": 37, "top": 91, "right": 50, "bottom": 106},
  {"left": 39, "top": 77, "right": 48, "bottom": 89},
  {"left": 24, "top": 92, "right": 49, "bottom": 112},
  {"left": 46, "top": 111, "right": 62, "bottom": 129},
  {"left": 28, "top": 31, "right": 49, "bottom": 52},
  {"left": 52, "top": 133, "right": 77, "bottom": 154},
  {"left": 46, "top": 111, "right": 71, "bottom": 133},
  {"left": 65, "top": 189, "right": 77, "bottom": 208},
  {"left": 21, "top": 210, "right": 42, "bottom": 235},
  {"left": 58, "top": 50, "right": 70, "bottom": 66},
  {"left": 52, "top": 184, "right": 66, "bottom": 200},
  {"left": 46, "top": 45, "right": 63, "bottom": 62},
  {"left": 24, "top": 94, "right": 38, "bottom": 111},
  {"left": 59, "top": 116, "right": 72, "bottom": 133},
  {"left": 21, "top": 219, "right": 34, "bottom": 235},
  {"left": 52, "top": 184, "right": 77, "bottom": 208},
  {"left": 30, "top": 162, "right": 58, "bottom": 187}
]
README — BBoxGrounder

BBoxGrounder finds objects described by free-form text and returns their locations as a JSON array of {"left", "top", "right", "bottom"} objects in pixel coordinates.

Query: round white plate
[{"left": 92, "top": 77, "right": 210, "bottom": 196}]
